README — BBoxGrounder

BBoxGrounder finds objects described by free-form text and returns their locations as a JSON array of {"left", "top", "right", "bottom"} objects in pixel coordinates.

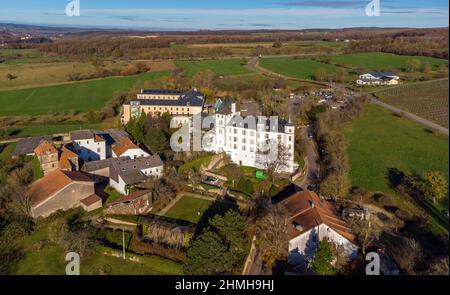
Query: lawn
[
  {"left": 178, "top": 154, "right": 213, "bottom": 173},
  {"left": 11, "top": 221, "right": 183, "bottom": 275},
  {"left": 164, "top": 195, "right": 213, "bottom": 224},
  {"left": 175, "top": 59, "right": 252, "bottom": 77},
  {"left": 343, "top": 103, "right": 449, "bottom": 209},
  {"left": 374, "top": 78, "right": 449, "bottom": 128},
  {"left": 259, "top": 57, "right": 342, "bottom": 80},
  {"left": 3, "top": 123, "right": 103, "bottom": 137},
  {"left": 0, "top": 70, "right": 170, "bottom": 116},
  {"left": 329, "top": 52, "right": 448, "bottom": 72}
]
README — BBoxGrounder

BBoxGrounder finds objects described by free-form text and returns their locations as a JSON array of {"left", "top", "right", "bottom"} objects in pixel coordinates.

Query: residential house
[
  {"left": 105, "top": 190, "right": 152, "bottom": 215},
  {"left": 58, "top": 144, "right": 79, "bottom": 172},
  {"left": 12, "top": 135, "right": 53, "bottom": 157},
  {"left": 70, "top": 130, "right": 106, "bottom": 162},
  {"left": 121, "top": 88, "right": 205, "bottom": 125},
  {"left": 112, "top": 137, "right": 149, "bottom": 159},
  {"left": 203, "top": 97, "right": 296, "bottom": 173},
  {"left": 82, "top": 155, "right": 164, "bottom": 195},
  {"left": 356, "top": 72, "right": 400, "bottom": 86},
  {"left": 34, "top": 140, "right": 59, "bottom": 175},
  {"left": 280, "top": 190, "right": 358, "bottom": 265},
  {"left": 27, "top": 169, "right": 101, "bottom": 218}
]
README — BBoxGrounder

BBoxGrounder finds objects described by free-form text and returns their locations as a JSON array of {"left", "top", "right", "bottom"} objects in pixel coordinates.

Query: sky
[{"left": 0, "top": 0, "right": 448, "bottom": 30}]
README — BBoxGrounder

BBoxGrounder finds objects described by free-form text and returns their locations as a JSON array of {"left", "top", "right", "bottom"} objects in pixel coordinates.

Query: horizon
[{"left": 0, "top": 0, "right": 448, "bottom": 31}]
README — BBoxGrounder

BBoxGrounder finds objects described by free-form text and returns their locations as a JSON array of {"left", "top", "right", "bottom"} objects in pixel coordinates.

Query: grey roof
[
  {"left": 12, "top": 135, "right": 53, "bottom": 157},
  {"left": 141, "top": 89, "right": 185, "bottom": 95},
  {"left": 83, "top": 155, "right": 164, "bottom": 185},
  {"left": 97, "top": 129, "right": 129, "bottom": 146},
  {"left": 216, "top": 96, "right": 235, "bottom": 115},
  {"left": 110, "top": 155, "right": 164, "bottom": 185},
  {"left": 70, "top": 130, "right": 96, "bottom": 141},
  {"left": 128, "top": 89, "right": 205, "bottom": 108},
  {"left": 228, "top": 116, "right": 289, "bottom": 133},
  {"left": 369, "top": 72, "right": 396, "bottom": 78}
]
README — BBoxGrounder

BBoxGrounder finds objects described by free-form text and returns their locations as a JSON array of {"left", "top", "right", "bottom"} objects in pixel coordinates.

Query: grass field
[
  {"left": 3, "top": 123, "right": 103, "bottom": 137},
  {"left": 343, "top": 103, "right": 449, "bottom": 210},
  {"left": 11, "top": 217, "right": 183, "bottom": 275},
  {"left": 164, "top": 195, "right": 213, "bottom": 224},
  {"left": 175, "top": 59, "right": 252, "bottom": 77},
  {"left": 0, "top": 70, "right": 170, "bottom": 116},
  {"left": 259, "top": 57, "right": 341, "bottom": 80},
  {"left": 329, "top": 52, "right": 448, "bottom": 72},
  {"left": 374, "top": 78, "right": 449, "bottom": 128}
]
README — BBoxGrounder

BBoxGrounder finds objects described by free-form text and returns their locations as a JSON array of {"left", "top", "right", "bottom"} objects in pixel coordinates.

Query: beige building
[
  {"left": 121, "top": 89, "right": 205, "bottom": 125},
  {"left": 34, "top": 140, "right": 59, "bottom": 175},
  {"left": 27, "top": 169, "right": 101, "bottom": 218}
]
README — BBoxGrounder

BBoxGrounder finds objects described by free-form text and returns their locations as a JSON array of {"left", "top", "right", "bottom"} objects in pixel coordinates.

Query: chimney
[
  {"left": 309, "top": 200, "right": 314, "bottom": 208},
  {"left": 231, "top": 103, "right": 236, "bottom": 114}
]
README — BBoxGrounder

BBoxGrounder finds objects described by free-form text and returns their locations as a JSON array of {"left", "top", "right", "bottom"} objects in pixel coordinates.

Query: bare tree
[{"left": 349, "top": 217, "right": 380, "bottom": 255}]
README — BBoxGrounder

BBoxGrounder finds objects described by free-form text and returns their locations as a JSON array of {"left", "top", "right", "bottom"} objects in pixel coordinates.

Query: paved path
[
  {"left": 294, "top": 126, "right": 320, "bottom": 190},
  {"left": 369, "top": 96, "right": 449, "bottom": 136}
]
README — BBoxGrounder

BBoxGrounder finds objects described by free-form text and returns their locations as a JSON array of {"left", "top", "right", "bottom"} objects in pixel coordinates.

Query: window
[
  {"left": 250, "top": 131, "right": 255, "bottom": 136},
  {"left": 242, "top": 130, "right": 246, "bottom": 135},
  {"left": 250, "top": 139, "right": 254, "bottom": 145},
  {"left": 242, "top": 146, "right": 246, "bottom": 151},
  {"left": 289, "top": 136, "right": 292, "bottom": 141},
  {"left": 242, "top": 138, "right": 246, "bottom": 144},
  {"left": 97, "top": 148, "right": 100, "bottom": 152},
  {"left": 278, "top": 135, "right": 282, "bottom": 141},
  {"left": 250, "top": 147, "right": 254, "bottom": 152}
]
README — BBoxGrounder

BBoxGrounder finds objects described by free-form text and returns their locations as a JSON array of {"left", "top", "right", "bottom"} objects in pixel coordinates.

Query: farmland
[
  {"left": 174, "top": 59, "right": 252, "bottom": 77},
  {"left": 374, "top": 78, "right": 449, "bottom": 128},
  {"left": 343, "top": 103, "right": 449, "bottom": 210},
  {"left": 329, "top": 52, "right": 448, "bottom": 72},
  {"left": 259, "top": 57, "right": 342, "bottom": 80},
  {"left": 0, "top": 70, "right": 170, "bottom": 116}
]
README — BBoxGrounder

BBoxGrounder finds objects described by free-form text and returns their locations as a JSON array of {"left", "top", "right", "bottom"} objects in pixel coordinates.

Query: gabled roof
[
  {"left": 34, "top": 140, "right": 57, "bottom": 156},
  {"left": 127, "top": 88, "right": 205, "bottom": 108},
  {"left": 12, "top": 135, "right": 53, "bottom": 157},
  {"left": 281, "top": 191, "right": 355, "bottom": 242},
  {"left": 27, "top": 170, "right": 94, "bottom": 207},
  {"left": 112, "top": 137, "right": 140, "bottom": 157},
  {"left": 70, "top": 130, "right": 105, "bottom": 142},
  {"left": 368, "top": 72, "right": 397, "bottom": 78},
  {"left": 110, "top": 155, "right": 163, "bottom": 185},
  {"left": 110, "top": 190, "right": 151, "bottom": 205},
  {"left": 216, "top": 96, "right": 235, "bottom": 115},
  {"left": 80, "top": 194, "right": 102, "bottom": 207},
  {"left": 58, "top": 144, "right": 78, "bottom": 170}
]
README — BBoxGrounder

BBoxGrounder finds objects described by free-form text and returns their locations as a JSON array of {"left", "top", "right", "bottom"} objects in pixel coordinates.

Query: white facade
[
  {"left": 110, "top": 164, "right": 163, "bottom": 195},
  {"left": 112, "top": 148, "right": 149, "bottom": 159},
  {"left": 288, "top": 223, "right": 359, "bottom": 265},
  {"left": 72, "top": 138, "right": 106, "bottom": 162},
  {"left": 204, "top": 103, "right": 296, "bottom": 173},
  {"left": 356, "top": 73, "right": 399, "bottom": 86}
]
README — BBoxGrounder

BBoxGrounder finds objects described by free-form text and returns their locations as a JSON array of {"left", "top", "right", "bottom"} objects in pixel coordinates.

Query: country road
[{"left": 294, "top": 126, "right": 320, "bottom": 190}]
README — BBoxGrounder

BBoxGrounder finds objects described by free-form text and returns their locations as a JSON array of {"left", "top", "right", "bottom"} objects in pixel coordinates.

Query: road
[
  {"left": 368, "top": 95, "right": 449, "bottom": 136},
  {"left": 295, "top": 126, "right": 320, "bottom": 190}
]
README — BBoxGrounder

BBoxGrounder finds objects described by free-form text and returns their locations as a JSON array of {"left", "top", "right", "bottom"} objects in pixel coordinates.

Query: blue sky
[{"left": 0, "top": 0, "right": 448, "bottom": 30}]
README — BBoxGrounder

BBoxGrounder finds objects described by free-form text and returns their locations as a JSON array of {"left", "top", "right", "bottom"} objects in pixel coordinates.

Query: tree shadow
[
  {"left": 386, "top": 168, "right": 405, "bottom": 188},
  {"left": 195, "top": 197, "right": 239, "bottom": 236}
]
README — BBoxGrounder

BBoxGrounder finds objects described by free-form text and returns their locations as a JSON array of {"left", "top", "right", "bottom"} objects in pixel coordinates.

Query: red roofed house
[
  {"left": 27, "top": 169, "right": 102, "bottom": 218},
  {"left": 34, "top": 140, "right": 59, "bottom": 175},
  {"left": 281, "top": 190, "right": 358, "bottom": 265},
  {"left": 112, "top": 137, "right": 149, "bottom": 159}
]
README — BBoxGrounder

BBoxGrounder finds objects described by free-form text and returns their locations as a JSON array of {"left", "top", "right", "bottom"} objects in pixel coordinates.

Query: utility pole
[{"left": 122, "top": 228, "right": 126, "bottom": 260}]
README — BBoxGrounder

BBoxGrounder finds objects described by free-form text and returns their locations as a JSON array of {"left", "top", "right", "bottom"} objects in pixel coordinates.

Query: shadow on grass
[{"left": 195, "top": 197, "right": 239, "bottom": 236}]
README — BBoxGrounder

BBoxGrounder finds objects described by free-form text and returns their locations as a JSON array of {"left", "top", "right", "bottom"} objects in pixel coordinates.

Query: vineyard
[{"left": 375, "top": 78, "right": 449, "bottom": 128}]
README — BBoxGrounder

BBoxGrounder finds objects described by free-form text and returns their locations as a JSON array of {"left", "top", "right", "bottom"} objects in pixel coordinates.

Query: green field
[
  {"left": 259, "top": 57, "right": 341, "bottom": 80},
  {"left": 175, "top": 59, "right": 252, "bottom": 77},
  {"left": 374, "top": 78, "right": 449, "bottom": 128},
  {"left": 329, "top": 52, "right": 448, "bottom": 72},
  {"left": 343, "top": 103, "right": 449, "bottom": 209},
  {"left": 164, "top": 195, "right": 213, "bottom": 224},
  {"left": 0, "top": 70, "right": 170, "bottom": 116},
  {"left": 3, "top": 123, "right": 103, "bottom": 137}
]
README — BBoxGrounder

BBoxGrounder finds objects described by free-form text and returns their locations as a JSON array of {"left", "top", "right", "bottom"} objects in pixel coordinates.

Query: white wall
[
  {"left": 113, "top": 148, "right": 149, "bottom": 159},
  {"left": 73, "top": 139, "right": 106, "bottom": 162}
]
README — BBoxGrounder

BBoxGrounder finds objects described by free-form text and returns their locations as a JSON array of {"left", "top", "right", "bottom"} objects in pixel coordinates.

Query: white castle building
[{"left": 203, "top": 98, "right": 297, "bottom": 173}]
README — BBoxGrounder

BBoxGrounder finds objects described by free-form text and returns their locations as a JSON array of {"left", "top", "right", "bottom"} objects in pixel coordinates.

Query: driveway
[{"left": 295, "top": 126, "right": 320, "bottom": 190}]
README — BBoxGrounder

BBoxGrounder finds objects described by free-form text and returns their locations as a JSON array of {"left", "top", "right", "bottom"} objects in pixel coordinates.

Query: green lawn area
[
  {"left": 175, "top": 59, "right": 252, "bottom": 77},
  {"left": 0, "top": 70, "right": 170, "bottom": 116},
  {"left": 329, "top": 52, "right": 448, "bottom": 72},
  {"left": 4, "top": 123, "right": 102, "bottom": 137},
  {"left": 343, "top": 103, "right": 449, "bottom": 209},
  {"left": 11, "top": 222, "right": 183, "bottom": 275},
  {"left": 164, "top": 195, "right": 213, "bottom": 224},
  {"left": 259, "top": 57, "right": 341, "bottom": 80}
]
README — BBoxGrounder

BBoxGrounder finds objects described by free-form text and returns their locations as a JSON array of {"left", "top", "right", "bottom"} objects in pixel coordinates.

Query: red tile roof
[
  {"left": 27, "top": 170, "right": 94, "bottom": 207},
  {"left": 80, "top": 194, "right": 102, "bottom": 207},
  {"left": 34, "top": 140, "right": 57, "bottom": 156},
  {"left": 112, "top": 137, "right": 139, "bottom": 157},
  {"left": 281, "top": 191, "right": 355, "bottom": 242}
]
